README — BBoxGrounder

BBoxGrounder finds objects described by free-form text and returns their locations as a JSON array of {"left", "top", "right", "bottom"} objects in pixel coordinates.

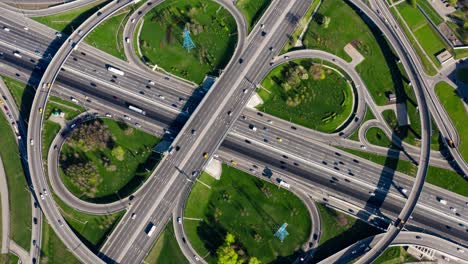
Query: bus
[
  {"left": 128, "top": 105, "right": 146, "bottom": 115},
  {"left": 107, "top": 66, "right": 124, "bottom": 76},
  {"left": 146, "top": 223, "right": 156, "bottom": 236}
]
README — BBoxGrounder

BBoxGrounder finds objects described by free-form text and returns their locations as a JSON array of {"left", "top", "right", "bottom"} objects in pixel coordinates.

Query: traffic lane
[
  {"left": 219, "top": 139, "right": 468, "bottom": 245},
  {"left": 232, "top": 117, "right": 468, "bottom": 219},
  {"left": 0, "top": 12, "right": 197, "bottom": 94},
  {"left": 0, "top": 38, "right": 198, "bottom": 117},
  {"left": 0, "top": 16, "right": 195, "bottom": 98},
  {"left": 224, "top": 133, "right": 468, "bottom": 236}
]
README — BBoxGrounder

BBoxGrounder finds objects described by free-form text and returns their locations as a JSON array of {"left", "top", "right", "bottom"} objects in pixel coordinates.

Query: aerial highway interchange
[{"left": 0, "top": 0, "right": 466, "bottom": 263}]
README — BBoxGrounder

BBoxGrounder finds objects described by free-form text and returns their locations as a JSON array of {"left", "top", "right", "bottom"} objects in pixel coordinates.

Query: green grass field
[
  {"left": 0, "top": 114, "right": 31, "bottom": 251},
  {"left": 59, "top": 118, "right": 161, "bottom": 202},
  {"left": 41, "top": 223, "right": 80, "bottom": 264},
  {"left": 32, "top": 0, "right": 109, "bottom": 35},
  {"left": 54, "top": 195, "right": 124, "bottom": 251},
  {"left": 258, "top": 59, "right": 354, "bottom": 133},
  {"left": 374, "top": 246, "right": 417, "bottom": 264},
  {"left": 184, "top": 167, "right": 311, "bottom": 263},
  {"left": 144, "top": 221, "right": 188, "bottom": 264},
  {"left": 342, "top": 148, "right": 468, "bottom": 196},
  {"left": 302, "top": 0, "right": 413, "bottom": 109},
  {"left": 235, "top": 0, "right": 271, "bottom": 31},
  {"left": 313, "top": 204, "right": 381, "bottom": 262},
  {"left": 0, "top": 254, "right": 19, "bottom": 264},
  {"left": 417, "top": 0, "right": 444, "bottom": 25},
  {"left": 365, "top": 127, "right": 393, "bottom": 148},
  {"left": 435, "top": 82, "right": 468, "bottom": 161},
  {"left": 1, "top": 76, "right": 35, "bottom": 123},
  {"left": 139, "top": 0, "right": 237, "bottom": 84},
  {"left": 45, "top": 96, "right": 86, "bottom": 121},
  {"left": 85, "top": 9, "right": 131, "bottom": 60},
  {"left": 396, "top": 2, "right": 448, "bottom": 68}
]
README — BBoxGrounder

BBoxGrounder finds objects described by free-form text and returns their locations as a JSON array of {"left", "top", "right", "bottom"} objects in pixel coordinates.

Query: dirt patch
[{"left": 336, "top": 214, "right": 349, "bottom": 227}]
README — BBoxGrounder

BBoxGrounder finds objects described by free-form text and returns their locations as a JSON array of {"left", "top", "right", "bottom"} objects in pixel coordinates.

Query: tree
[
  {"left": 248, "top": 257, "right": 261, "bottom": 264},
  {"left": 111, "top": 146, "right": 125, "bottom": 161},
  {"left": 322, "top": 16, "right": 331, "bottom": 28},
  {"left": 217, "top": 233, "right": 243, "bottom": 264}
]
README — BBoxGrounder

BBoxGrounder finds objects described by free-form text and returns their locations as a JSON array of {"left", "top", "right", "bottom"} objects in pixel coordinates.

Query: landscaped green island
[
  {"left": 258, "top": 59, "right": 354, "bottom": 133},
  {"left": 139, "top": 0, "right": 238, "bottom": 84},
  {"left": 59, "top": 118, "right": 161, "bottom": 202},
  {"left": 184, "top": 166, "right": 311, "bottom": 263}
]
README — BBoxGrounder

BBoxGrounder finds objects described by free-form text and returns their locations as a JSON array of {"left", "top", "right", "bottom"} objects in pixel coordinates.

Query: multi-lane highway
[
  {"left": 0, "top": 0, "right": 465, "bottom": 263},
  {"left": 100, "top": 1, "right": 313, "bottom": 263}
]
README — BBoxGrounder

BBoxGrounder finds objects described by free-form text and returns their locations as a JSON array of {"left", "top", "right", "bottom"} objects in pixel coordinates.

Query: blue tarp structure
[{"left": 274, "top": 223, "right": 289, "bottom": 242}]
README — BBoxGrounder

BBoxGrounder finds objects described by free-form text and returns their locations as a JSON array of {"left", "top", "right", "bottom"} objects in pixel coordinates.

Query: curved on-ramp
[
  {"left": 26, "top": 1, "right": 137, "bottom": 263},
  {"left": 319, "top": 231, "right": 468, "bottom": 264}
]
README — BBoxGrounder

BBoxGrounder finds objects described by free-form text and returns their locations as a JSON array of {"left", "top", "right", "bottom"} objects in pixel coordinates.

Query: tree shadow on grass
[{"left": 196, "top": 216, "right": 228, "bottom": 256}]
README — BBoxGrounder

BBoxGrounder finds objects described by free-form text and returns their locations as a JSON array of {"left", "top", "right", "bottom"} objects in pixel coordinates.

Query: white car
[
  {"left": 124, "top": 115, "right": 131, "bottom": 120},
  {"left": 23, "top": 26, "right": 28, "bottom": 31},
  {"left": 158, "top": 95, "right": 165, "bottom": 100},
  {"left": 437, "top": 197, "right": 448, "bottom": 205},
  {"left": 40, "top": 194, "right": 44, "bottom": 200},
  {"left": 177, "top": 217, "right": 182, "bottom": 224},
  {"left": 3, "top": 27, "right": 10, "bottom": 32},
  {"left": 105, "top": 113, "right": 112, "bottom": 118},
  {"left": 401, "top": 188, "right": 408, "bottom": 194},
  {"left": 135, "top": 123, "right": 141, "bottom": 128},
  {"left": 131, "top": 18, "right": 136, "bottom": 23},
  {"left": 30, "top": 139, "right": 34, "bottom": 146},
  {"left": 148, "top": 80, "right": 155, "bottom": 85},
  {"left": 131, "top": 213, "right": 136, "bottom": 220},
  {"left": 450, "top": 207, "right": 457, "bottom": 212},
  {"left": 194, "top": 255, "right": 200, "bottom": 261},
  {"left": 43, "top": 189, "right": 48, "bottom": 196},
  {"left": 125, "top": 37, "right": 130, "bottom": 43}
]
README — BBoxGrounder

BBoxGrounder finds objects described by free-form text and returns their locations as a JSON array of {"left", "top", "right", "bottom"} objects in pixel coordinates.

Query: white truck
[
  {"left": 107, "top": 66, "right": 124, "bottom": 76},
  {"left": 128, "top": 105, "right": 146, "bottom": 115}
]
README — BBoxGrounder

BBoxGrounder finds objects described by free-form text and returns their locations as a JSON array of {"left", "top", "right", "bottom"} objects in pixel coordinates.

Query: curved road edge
[{"left": 26, "top": 1, "right": 137, "bottom": 263}]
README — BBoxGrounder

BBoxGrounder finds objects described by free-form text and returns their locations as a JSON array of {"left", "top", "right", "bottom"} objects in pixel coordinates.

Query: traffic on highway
[{"left": 0, "top": 0, "right": 466, "bottom": 264}]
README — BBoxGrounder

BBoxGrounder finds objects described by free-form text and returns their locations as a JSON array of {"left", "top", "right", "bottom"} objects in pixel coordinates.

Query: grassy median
[
  {"left": 235, "top": 0, "right": 271, "bottom": 31},
  {"left": 144, "top": 221, "right": 188, "bottom": 264},
  {"left": 184, "top": 167, "right": 311, "bottom": 263},
  {"left": 435, "top": 81, "right": 468, "bottom": 162},
  {"left": 0, "top": 114, "right": 31, "bottom": 251},
  {"left": 41, "top": 223, "right": 80, "bottom": 264},
  {"left": 32, "top": 0, "right": 109, "bottom": 35}
]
